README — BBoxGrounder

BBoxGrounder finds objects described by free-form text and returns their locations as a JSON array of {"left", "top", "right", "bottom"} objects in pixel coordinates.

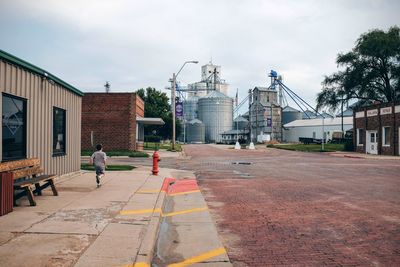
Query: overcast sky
[{"left": 0, "top": 0, "right": 399, "bottom": 112}]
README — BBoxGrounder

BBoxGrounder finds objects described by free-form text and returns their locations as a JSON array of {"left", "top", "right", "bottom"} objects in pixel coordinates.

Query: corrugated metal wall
[{"left": 0, "top": 59, "right": 81, "bottom": 175}]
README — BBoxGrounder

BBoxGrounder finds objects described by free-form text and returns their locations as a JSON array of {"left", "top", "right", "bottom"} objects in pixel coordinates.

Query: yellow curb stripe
[
  {"left": 167, "top": 247, "right": 227, "bottom": 267},
  {"left": 168, "top": 190, "right": 200, "bottom": 196},
  {"left": 119, "top": 263, "right": 150, "bottom": 267},
  {"left": 119, "top": 208, "right": 161, "bottom": 215},
  {"left": 136, "top": 189, "right": 160, "bottom": 194},
  {"left": 162, "top": 207, "right": 208, "bottom": 217}
]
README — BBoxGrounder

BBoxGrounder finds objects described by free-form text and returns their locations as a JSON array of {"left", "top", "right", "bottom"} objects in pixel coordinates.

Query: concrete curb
[{"left": 134, "top": 177, "right": 176, "bottom": 265}]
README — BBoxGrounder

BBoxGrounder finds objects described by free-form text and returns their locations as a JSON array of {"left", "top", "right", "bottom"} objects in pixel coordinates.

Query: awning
[{"left": 136, "top": 117, "right": 165, "bottom": 125}]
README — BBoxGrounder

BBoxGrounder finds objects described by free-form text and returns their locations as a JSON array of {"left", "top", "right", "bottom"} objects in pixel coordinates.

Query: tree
[
  {"left": 136, "top": 87, "right": 181, "bottom": 140},
  {"left": 317, "top": 26, "right": 400, "bottom": 111}
]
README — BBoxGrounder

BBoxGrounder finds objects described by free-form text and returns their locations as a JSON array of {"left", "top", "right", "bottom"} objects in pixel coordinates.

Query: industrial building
[
  {"left": 1, "top": 49, "right": 83, "bottom": 176},
  {"left": 187, "top": 62, "right": 229, "bottom": 97},
  {"left": 180, "top": 62, "right": 233, "bottom": 143},
  {"left": 81, "top": 93, "right": 164, "bottom": 151},
  {"left": 220, "top": 116, "right": 249, "bottom": 144},
  {"left": 283, "top": 117, "right": 353, "bottom": 142},
  {"left": 248, "top": 86, "right": 282, "bottom": 143},
  {"left": 354, "top": 102, "right": 400, "bottom": 155}
]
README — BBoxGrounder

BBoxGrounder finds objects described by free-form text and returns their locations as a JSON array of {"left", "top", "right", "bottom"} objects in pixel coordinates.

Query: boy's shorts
[{"left": 95, "top": 165, "right": 105, "bottom": 175}]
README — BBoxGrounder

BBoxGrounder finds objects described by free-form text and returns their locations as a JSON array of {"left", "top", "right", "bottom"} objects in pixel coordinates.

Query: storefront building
[
  {"left": 354, "top": 102, "right": 400, "bottom": 156},
  {"left": 0, "top": 50, "right": 83, "bottom": 175}
]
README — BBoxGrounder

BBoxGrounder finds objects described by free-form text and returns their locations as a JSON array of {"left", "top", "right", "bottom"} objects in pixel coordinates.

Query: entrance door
[{"left": 366, "top": 131, "right": 378, "bottom": 155}]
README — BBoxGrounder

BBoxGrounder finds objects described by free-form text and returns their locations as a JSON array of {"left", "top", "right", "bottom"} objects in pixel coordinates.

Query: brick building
[
  {"left": 354, "top": 102, "right": 400, "bottom": 155},
  {"left": 81, "top": 93, "right": 163, "bottom": 151}
]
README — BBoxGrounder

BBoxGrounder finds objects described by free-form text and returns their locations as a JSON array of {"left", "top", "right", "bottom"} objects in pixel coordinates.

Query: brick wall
[
  {"left": 354, "top": 102, "right": 400, "bottom": 156},
  {"left": 82, "top": 93, "right": 144, "bottom": 151}
]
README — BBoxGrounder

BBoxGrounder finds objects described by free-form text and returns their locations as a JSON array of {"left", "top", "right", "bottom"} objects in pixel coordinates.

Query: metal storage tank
[
  {"left": 233, "top": 116, "right": 249, "bottom": 130},
  {"left": 282, "top": 106, "right": 302, "bottom": 125},
  {"left": 186, "top": 119, "right": 205, "bottom": 143},
  {"left": 183, "top": 96, "right": 199, "bottom": 121},
  {"left": 198, "top": 91, "right": 233, "bottom": 143}
]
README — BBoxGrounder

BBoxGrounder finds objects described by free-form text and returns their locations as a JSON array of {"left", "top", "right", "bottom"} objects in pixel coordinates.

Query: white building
[{"left": 283, "top": 117, "right": 353, "bottom": 142}]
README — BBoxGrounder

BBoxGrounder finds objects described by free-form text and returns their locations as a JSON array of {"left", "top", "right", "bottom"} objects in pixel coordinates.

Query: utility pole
[
  {"left": 248, "top": 89, "right": 252, "bottom": 142},
  {"left": 341, "top": 96, "right": 344, "bottom": 134},
  {"left": 170, "top": 61, "right": 198, "bottom": 151},
  {"left": 171, "top": 73, "right": 176, "bottom": 151},
  {"left": 322, "top": 116, "right": 325, "bottom": 151}
]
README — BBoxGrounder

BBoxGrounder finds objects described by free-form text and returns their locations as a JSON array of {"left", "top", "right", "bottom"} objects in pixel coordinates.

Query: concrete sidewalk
[
  {"left": 328, "top": 151, "right": 400, "bottom": 159},
  {"left": 0, "top": 166, "right": 230, "bottom": 267}
]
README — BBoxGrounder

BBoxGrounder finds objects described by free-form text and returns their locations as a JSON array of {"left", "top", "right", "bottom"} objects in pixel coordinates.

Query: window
[
  {"left": 312, "top": 132, "right": 316, "bottom": 139},
  {"left": 2, "top": 94, "right": 27, "bottom": 161},
  {"left": 53, "top": 107, "right": 66, "bottom": 156},
  {"left": 382, "top": 126, "right": 390, "bottom": 146},
  {"left": 357, "top": 129, "right": 364, "bottom": 146}
]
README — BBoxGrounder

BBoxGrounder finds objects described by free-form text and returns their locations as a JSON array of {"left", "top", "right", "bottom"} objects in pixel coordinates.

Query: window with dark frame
[
  {"left": 383, "top": 126, "right": 390, "bottom": 146},
  {"left": 2, "top": 94, "right": 27, "bottom": 161},
  {"left": 357, "top": 129, "right": 364, "bottom": 145},
  {"left": 53, "top": 107, "right": 66, "bottom": 156}
]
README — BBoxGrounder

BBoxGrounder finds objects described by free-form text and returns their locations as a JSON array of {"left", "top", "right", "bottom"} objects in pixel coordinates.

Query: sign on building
[
  {"left": 367, "top": 109, "right": 378, "bottom": 117},
  {"left": 380, "top": 107, "right": 392, "bottom": 115}
]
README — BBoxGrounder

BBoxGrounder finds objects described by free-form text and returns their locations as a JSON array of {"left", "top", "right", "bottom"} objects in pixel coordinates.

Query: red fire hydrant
[{"left": 152, "top": 151, "right": 159, "bottom": 175}]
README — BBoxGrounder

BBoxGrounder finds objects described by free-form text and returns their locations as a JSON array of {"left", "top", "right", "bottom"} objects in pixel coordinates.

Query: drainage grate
[{"left": 231, "top": 161, "right": 252, "bottom": 165}]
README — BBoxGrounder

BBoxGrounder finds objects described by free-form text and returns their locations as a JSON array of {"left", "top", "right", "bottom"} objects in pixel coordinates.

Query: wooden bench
[{"left": 0, "top": 158, "right": 58, "bottom": 206}]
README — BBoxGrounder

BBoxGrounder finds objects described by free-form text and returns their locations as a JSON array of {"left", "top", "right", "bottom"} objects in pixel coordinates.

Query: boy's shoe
[{"left": 96, "top": 175, "right": 100, "bottom": 187}]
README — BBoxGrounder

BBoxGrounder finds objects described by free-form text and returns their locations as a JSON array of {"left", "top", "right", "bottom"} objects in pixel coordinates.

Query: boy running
[{"left": 90, "top": 144, "right": 107, "bottom": 187}]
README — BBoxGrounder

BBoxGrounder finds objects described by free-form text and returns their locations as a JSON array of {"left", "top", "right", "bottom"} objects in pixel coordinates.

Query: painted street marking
[
  {"left": 119, "top": 208, "right": 161, "bottom": 215},
  {"left": 136, "top": 189, "right": 160, "bottom": 194},
  {"left": 167, "top": 179, "right": 198, "bottom": 194},
  {"left": 119, "top": 262, "right": 150, "bottom": 267},
  {"left": 167, "top": 247, "right": 227, "bottom": 267},
  {"left": 168, "top": 190, "right": 200, "bottom": 196},
  {"left": 162, "top": 207, "right": 208, "bottom": 217}
]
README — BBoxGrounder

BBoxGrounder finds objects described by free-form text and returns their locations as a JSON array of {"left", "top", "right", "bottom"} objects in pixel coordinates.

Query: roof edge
[{"left": 0, "top": 49, "right": 84, "bottom": 97}]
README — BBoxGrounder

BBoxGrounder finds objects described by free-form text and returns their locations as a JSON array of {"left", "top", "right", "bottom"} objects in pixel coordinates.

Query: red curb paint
[
  {"left": 161, "top": 177, "right": 176, "bottom": 192},
  {"left": 344, "top": 155, "right": 363, "bottom": 159},
  {"left": 168, "top": 179, "right": 198, "bottom": 194}
]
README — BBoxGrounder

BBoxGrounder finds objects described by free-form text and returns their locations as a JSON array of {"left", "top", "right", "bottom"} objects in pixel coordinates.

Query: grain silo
[
  {"left": 183, "top": 96, "right": 199, "bottom": 121},
  {"left": 282, "top": 106, "right": 302, "bottom": 125},
  {"left": 198, "top": 91, "right": 233, "bottom": 143},
  {"left": 234, "top": 116, "right": 249, "bottom": 130},
  {"left": 186, "top": 119, "right": 205, "bottom": 143}
]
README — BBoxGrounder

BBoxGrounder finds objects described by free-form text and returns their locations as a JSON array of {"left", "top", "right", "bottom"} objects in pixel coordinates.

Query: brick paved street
[{"left": 177, "top": 145, "right": 400, "bottom": 266}]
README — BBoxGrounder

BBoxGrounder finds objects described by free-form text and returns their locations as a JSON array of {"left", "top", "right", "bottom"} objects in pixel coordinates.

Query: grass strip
[
  {"left": 143, "top": 142, "right": 182, "bottom": 152},
  {"left": 268, "top": 143, "right": 345, "bottom": 152},
  {"left": 81, "top": 164, "right": 136, "bottom": 171},
  {"left": 81, "top": 150, "right": 149, "bottom": 157}
]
